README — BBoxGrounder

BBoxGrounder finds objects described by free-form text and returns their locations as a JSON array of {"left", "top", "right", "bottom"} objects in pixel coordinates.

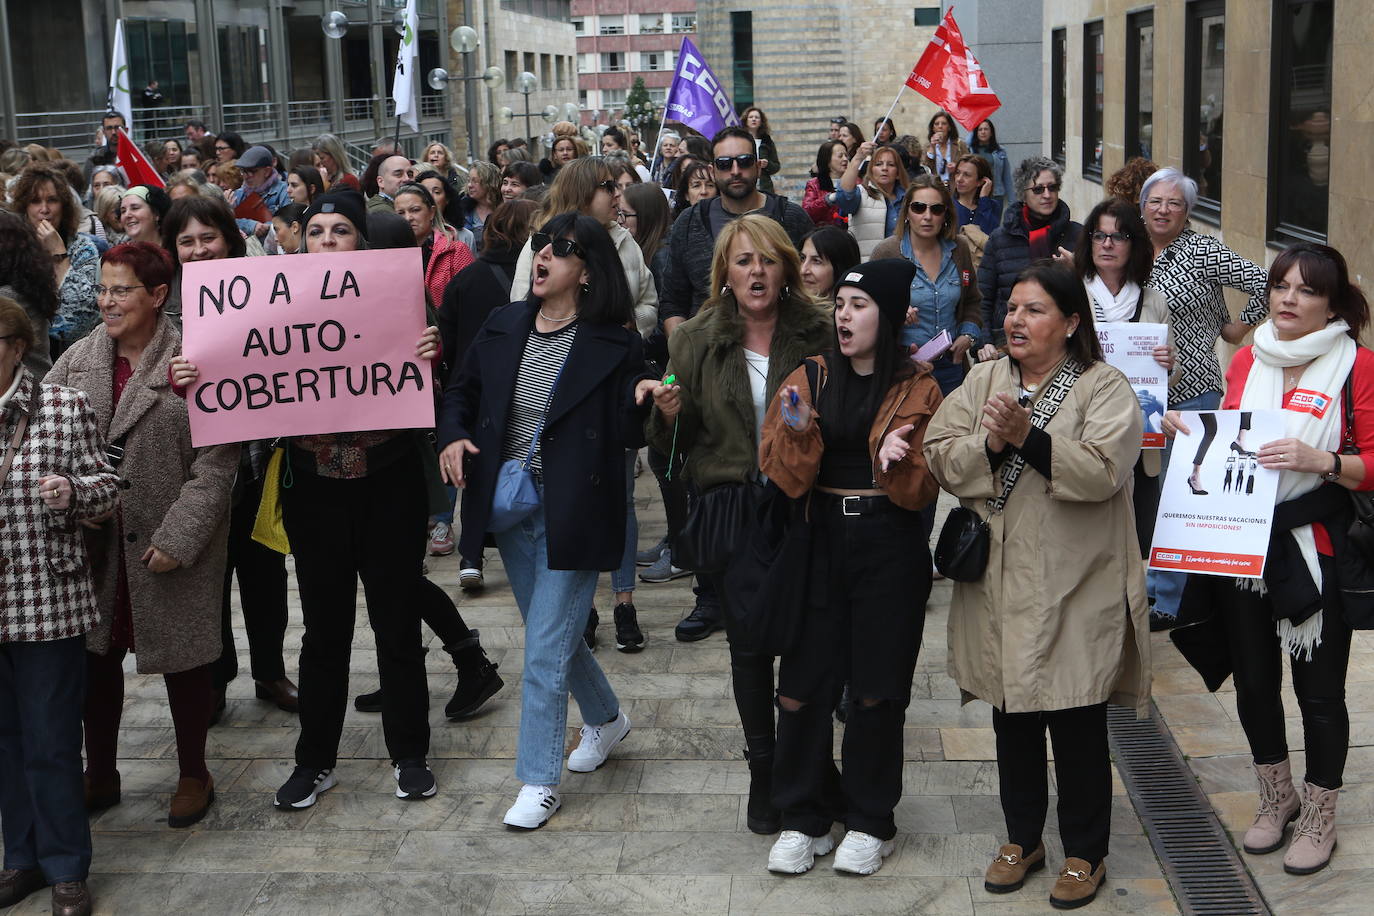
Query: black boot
[
  {"left": 443, "top": 630, "right": 504, "bottom": 720},
  {"left": 744, "top": 748, "right": 782, "bottom": 835}
]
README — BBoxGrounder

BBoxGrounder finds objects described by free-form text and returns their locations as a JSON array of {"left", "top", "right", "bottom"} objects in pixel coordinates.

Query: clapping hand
[{"left": 982, "top": 392, "right": 1031, "bottom": 451}]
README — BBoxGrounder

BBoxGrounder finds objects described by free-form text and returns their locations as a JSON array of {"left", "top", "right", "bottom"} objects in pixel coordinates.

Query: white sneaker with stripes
[{"left": 502, "top": 784, "right": 561, "bottom": 829}]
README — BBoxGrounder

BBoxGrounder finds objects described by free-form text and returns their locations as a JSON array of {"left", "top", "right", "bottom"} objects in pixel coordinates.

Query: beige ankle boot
[
  {"left": 1283, "top": 782, "right": 1339, "bottom": 875},
  {"left": 1243, "top": 759, "right": 1300, "bottom": 854}
]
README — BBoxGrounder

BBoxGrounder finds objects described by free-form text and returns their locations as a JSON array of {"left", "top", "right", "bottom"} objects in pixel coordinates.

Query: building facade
[
  {"left": 1044, "top": 0, "right": 1372, "bottom": 289},
  {"left": 570, "top": 0, "right": 695, "bottom": 118}
]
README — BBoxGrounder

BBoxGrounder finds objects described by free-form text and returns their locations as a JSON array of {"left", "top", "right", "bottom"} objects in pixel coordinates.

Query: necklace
[{"left": 538, "top": 309, "right": 577, "bottom": 323}]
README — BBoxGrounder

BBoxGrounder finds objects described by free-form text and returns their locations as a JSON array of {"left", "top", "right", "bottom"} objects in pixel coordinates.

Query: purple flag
[{"left": 664, "top": 37, "right": 740, "bottom": 137}]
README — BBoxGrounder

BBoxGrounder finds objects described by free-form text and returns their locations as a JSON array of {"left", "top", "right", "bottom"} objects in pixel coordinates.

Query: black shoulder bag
[
  {"left": 1337, "top": 371, "right": 1374, "bottom": 626},
  {"left": 934, "top": 359, "right": 1085, "bottom": 581}
]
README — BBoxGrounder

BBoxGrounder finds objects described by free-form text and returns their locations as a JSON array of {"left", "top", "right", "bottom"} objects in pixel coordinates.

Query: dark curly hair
[
  {"left": 0, "top": 210, "right": 60, "bottom": 319},
  {"left": 8, "top": 162, "right": 79, "bottom": 242}
]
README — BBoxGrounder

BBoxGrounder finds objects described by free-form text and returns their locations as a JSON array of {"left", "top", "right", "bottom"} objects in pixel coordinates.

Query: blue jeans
[
  {"left": 434, "top": 484, "right": 457, "bottom": 526},
  {"left": 1146, "top": 390, "right": 1221, "bottom": 617},
  {"left": 496, "top": 505, "right": 621, "bottom": 786},
  {"left": 0, "top": 636, "right": 91, "bottom": 883},
  {"left": 611, "top": 450, "right": 637, "bottom": 595}
]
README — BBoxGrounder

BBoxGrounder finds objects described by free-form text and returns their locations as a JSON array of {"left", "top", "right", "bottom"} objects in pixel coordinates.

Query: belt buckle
[{"left": 841, "top": 495, "right": 861, "bottom": 516}]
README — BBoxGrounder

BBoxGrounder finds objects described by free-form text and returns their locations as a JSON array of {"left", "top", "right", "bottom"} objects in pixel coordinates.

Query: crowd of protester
[{"left": 0, "top": 104, "right": 1368, "bottom": 915}]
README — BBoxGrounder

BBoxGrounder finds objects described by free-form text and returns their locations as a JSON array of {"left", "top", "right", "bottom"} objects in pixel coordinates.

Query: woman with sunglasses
[
  {"left": 438, "top": 213, "right": 658, "bottom": 829},
  {"left": 834, "top": 142, "right": 910, "bottom": 260}
]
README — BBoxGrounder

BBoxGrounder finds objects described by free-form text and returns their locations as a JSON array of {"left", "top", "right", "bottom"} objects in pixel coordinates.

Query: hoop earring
[
  {"left": 721, "top": 284, "right": 731, "bottom": 296},
  {"left": 580, "top": 281, "right": 590, "bottom": 295}
]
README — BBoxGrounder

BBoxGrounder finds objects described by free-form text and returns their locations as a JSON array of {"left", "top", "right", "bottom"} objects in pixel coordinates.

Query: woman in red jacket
[
  {"left": 393, "top": 183, "right": 475, "bottom": 308},
  {"left": 802, "top": 140, "right": 850, "bottom": 227}
]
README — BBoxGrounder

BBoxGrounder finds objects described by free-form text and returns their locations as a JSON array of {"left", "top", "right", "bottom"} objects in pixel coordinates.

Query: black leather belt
[{"left": 816, "top": 492, "right": 891, "bottom": 516}]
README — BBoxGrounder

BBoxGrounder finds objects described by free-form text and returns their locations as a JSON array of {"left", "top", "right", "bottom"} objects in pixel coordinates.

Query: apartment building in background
[{"left": 571, "top": 0, "right": 696, "bottom": 121}]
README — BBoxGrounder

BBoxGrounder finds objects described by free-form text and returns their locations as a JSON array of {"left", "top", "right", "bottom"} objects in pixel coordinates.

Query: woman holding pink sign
[{"left": 1162, "top": 243, "right": 1373, "bottom": 877}]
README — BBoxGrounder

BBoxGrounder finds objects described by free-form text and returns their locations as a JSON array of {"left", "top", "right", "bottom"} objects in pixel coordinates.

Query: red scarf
[{"left": 1023, "top": 205, "right": 1054, "bottom": 260}]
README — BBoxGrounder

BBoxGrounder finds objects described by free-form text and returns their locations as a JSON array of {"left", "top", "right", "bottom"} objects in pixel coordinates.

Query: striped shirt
[{"left": 502, "top": 322, "right": 578, "bottom": 472}]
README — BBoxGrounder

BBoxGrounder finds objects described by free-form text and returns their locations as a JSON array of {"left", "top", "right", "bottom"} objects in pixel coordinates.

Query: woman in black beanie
[{"left": 757, "top": 258, "right": 943, "bottom": 877}]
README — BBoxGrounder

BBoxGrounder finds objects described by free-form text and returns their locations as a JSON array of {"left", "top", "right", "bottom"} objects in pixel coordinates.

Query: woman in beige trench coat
[{"left": 924, "top": 261, "right": 1151, "bottom": 910}]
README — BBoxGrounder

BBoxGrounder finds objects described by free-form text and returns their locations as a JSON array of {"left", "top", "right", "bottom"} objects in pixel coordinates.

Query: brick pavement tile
[
  {"left": 252, "top": 873, "right": 495, "bottom": 915},
  {"left": 395, "top": 831, "right": 625, "bottom": 874},
  {"left": 0, "top": 873, "right": 270, "bottom": 916},
  {"left": 968, "top": 876, "right": 1179, "bottom": 914},
  {"left": 170, "top": 830, "right": 404, "bottom": 873},
  {"left": 485, "top": 874, "right": 730, "bottom": 916},
  {"left": 728, "top": 875, "right": 975, "bottom": 915}
]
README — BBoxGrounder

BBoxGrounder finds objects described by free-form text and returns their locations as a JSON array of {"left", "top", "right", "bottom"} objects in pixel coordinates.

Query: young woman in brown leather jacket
[{"left": 758, "top": 258, "right": 943, "bottom": 877}]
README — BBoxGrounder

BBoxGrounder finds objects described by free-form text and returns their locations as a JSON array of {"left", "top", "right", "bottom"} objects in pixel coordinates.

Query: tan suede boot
[
  {"left": 1283, "top": 782, "right": 1339, "bottom": 875},
  {"left": 1243, "top": 759, "right": 1300, "bottom": 854}
]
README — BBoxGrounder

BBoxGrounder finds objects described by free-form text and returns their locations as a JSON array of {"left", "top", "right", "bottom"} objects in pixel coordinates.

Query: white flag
[
  {"left": 392, "top": 0, "right": 420, "bottom": 133},
  {"left": 107, "top": 19, "right": 133, "bottom": 133}
]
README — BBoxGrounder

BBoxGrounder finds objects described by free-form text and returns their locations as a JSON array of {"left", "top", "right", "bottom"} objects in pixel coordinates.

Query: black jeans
[
  {"left": 706, "top": 570, "right": 775, "bottom": 760},
  {"left": 646, "top": 446, "right": 688, "bottom": 549},
  {"left": 772, "top": 498, "right": 930, "bottom": 839},
  {"left": 1222, "top": 563, "right": 1352, "bottom": 789},
  {"left": 993, "top": 702, "right": 1111, "bottom": 866},
  {"left": 214, "top": 476, "right": 289, "bottom": 687},
  {"left": 1132, "top": 459, "right": 1160, "bottom": 559},
  {"left": 283, "top": 450, "right": 430, "bottom": 769},
  {"left": 0, "top": 636, "right": 90, "bottom": 883}
]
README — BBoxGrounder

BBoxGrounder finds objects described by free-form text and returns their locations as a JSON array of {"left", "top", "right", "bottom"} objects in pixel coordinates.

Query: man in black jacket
[{"left": 660, "top": 127, "right": 814, "bottom": 336}]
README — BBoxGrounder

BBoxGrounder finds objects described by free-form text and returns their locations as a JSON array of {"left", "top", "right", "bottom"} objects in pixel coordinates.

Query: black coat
[
  {"left": 977, "top": 200, "right": 1083, "bottom": 345},
  {"left": 437, "top": 300, "right": 651, "bottom": 570},
  {"left": 438, "top": 246, "right": 518, "bottom": 381}
]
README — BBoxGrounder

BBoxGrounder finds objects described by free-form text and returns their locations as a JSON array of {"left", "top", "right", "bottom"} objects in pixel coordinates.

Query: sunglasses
[
  {"left": 1030, "top": 183, "right": 1062, "bottom": 196},
  {"left": 1090, "top": 231, "right": 1131, "bottom": 244},
  {"left": 595, "top": 179, "right": 618, "bottom": 194},
  {"left": 531, "top": 232, "right": 586, "bottom": 259},
  {"left": 908, "top": 201, "right": 948, "bottom": 215},
  {"left": 714, "top": 154, "right": 757, "bottom": 171}
]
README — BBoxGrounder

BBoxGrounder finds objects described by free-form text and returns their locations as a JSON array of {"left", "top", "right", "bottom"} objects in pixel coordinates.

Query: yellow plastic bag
[{"left": 251, "top": 448, "right": 291, "bottom": 554}]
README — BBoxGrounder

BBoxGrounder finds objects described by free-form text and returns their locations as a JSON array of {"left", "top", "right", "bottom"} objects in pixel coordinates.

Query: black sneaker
[
  {"left": 393, "top": 759, "right": 437, "bottom": 800},
  {"left": 354, "top": 688, "right": 383, "bottom": 713},
  {"left": 1149, "top": 608, "right": 1179, "bottom": 632},
  {"left": 674, "top": 602, "right": 724, "bottom": 642},
  {"left": 274, "top": 766, "right": 336, "bottom": 810},
  {"left": 584, "top": 607, "right": 598, "bottom": 650},
  {"left": 613, "top": 602, "right": 645, "bottom": 652},
  {"left": 636, "top": 537, "right": 666, "bottom": 567}
]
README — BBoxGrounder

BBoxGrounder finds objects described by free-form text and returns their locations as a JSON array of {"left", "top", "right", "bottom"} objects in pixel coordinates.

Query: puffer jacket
[{"left": 977, "top": 200, "right": 1082, "bottom": 346}]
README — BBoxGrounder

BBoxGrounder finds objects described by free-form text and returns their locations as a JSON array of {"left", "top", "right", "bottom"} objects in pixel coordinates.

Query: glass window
[
  {"left": 571, "top": 18, "right": 584, "bottom": 34},
  {"left": 603, "top": 88, "right": 627, "bottom": 107},
  {"left": 505, "top": 50, "right": 518, "bottom": 84},
  {"left": 672, "top": 13, "right": 696, "bottom": 33},
  {"left": 1184, "top": 0, "right": 1226, "bottom": 220},
  {"left": 1082, "top": 21, "right": 1103, "bottom": 180},
  {"left": 638, "top": 14, "right": 663, "bottom": 34},
  {"left": 1051, "top": 29, "right": 1067, "bottom": 165},
  {"left": 500, "top": 0, "right": 571, "bottom": 21},
  {"left": 600, "top": 52, "right": 625, "bottom": 73},
  {"left": 731, "top": 11, "right": 754, "bottom": 111},
  {"left": 600, "top": 15, "right": 625, "bottom": 35},
  {"left": 1125, "top": 11, "right": 1154, "bottom": 161},
  {"left": 1270, "top": 0, "right": 1333, "bottom": 242},
  {"left": 913, "top": 7, "right": 941, "bottom": 27}
]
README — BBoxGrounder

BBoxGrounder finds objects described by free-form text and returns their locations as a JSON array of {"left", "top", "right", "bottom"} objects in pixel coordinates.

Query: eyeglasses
[
  {"left": 615, "top": 209, "right": 637, "bottom": 224},
  {"left": 531, "top": 232, "right": 586, "bottom": 259},
  {"left": 713, "top": 154, "right": 757, "bottom": 171},
  {"left": 94, "top": 284, "right": 146, "bottom": 302},
  {"left": 215, "top": 145, "right": 231, "bottom": 153},
  {"left": 1091, "top": 231, "right": 1131, "bottom": 244},
  {"left": 595, "top": 179, "right": 619, "bottom": 194},
  {"left": 1029, "top": 183, "right": 1061, "bottom": 196},
  {"left": 908, "top": 201, "right": 948, "bottom": 215},
  {"left": 1144, "top": 197, "right": 1187, "bottom": 212}
]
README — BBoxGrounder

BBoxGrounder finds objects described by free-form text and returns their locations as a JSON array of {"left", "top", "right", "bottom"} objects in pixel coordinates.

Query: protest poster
[
  {"left": 180, "top": 249, "right": 434, "bottom": 447},
  {"left": 1148, "top": 409, "right": 1283, "bottom": 578},
  {"left": 1096, "top": 321, "right": 1168, "bottom": 448}
]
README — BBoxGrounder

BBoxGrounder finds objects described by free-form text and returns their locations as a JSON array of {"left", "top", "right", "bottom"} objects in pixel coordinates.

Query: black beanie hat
[
  {"left": 835, "top": 258, "right": 917, "bottom": 331},
  {"left": 302, "top": 189, "right": 368, "bottom": 241}
]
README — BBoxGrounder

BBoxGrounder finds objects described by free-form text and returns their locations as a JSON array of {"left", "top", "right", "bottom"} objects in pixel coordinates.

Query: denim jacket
[{"left": 898, "top": 236, "right": 981, "bottom": 351}]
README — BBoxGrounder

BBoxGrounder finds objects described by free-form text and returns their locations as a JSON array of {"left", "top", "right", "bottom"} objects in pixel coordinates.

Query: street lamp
[
  {"left": 426, "top": 25, "right": 504, "bottom": 164},
  {"left": 515, "top": 71, "right": 538, "bottom": 150}
]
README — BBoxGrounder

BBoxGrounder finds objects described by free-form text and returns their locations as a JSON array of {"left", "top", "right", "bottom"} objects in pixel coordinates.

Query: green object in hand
[{"left": 663, "top": 374, "right": 676, "bottom": 386}]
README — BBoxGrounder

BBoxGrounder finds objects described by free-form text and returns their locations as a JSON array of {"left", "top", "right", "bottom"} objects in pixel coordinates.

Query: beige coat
[
  {"left": 47, "top": 317, "right": 238, "bottom": 673},
  {"left": 923, "top": 357, "right": 1152, "bottom": 716}
]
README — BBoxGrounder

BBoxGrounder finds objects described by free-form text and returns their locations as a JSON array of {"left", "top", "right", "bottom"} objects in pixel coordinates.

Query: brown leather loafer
[
  {"left": 51, "top": 880, "right": 92, "bottom": 916},
  {"left": 255, "top": 677, "right": 300, "bottom": 713},
  {"left": 1050, "top": 857, "right": 1106, "bottom": 909},
  {"left": 84, "top": 770, "right": 121, "bottom": 811},
  {"left": 168, "top": 775, "right": 215, "bottom": 828},
  {"left": 0, "top": 868, "right": 45, "bottom": 907},
  {"left": 984, "top": 842, "right": 1046, "bottom": 893}
]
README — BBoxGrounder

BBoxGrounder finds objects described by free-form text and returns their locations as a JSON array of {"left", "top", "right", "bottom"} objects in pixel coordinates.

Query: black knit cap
[
  {"left": 835, "top": 258, "right": 917, "bottom": 331},
  {"left": 302, "top": 189, "right": 368, "bottom": 241}
]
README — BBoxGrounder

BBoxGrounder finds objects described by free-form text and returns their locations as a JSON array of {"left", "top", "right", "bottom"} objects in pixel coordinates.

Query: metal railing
[
  {"left": 14, "top": 104, "right": 209, "bottom": 152},
  {"left": 223, "top": 101, "right": 277, "bottom": 137},
  {"left": 344, "top": 97, "right": 378, "bottom": 123},
  {"left": 286, "top": 100, "right": 332, "bottom": 131}
]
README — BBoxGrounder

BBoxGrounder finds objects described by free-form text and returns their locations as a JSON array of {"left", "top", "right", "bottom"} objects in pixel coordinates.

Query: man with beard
[
  {"left": 660, "top": 126, "right": 813, "bottom": 334},
  {"left": 232, "top": 145, "right": 291, "bottom": 238}
]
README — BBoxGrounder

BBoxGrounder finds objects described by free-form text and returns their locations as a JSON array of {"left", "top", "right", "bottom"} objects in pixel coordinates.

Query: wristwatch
[{"left": 1322, "top": 452, "right": 1342, "bottom": 482}]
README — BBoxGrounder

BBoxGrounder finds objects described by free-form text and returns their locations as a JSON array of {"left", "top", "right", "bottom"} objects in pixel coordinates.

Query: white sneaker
[
  {"left": 767, "top": 829, "right": 837, "bottom": 874},
  {"left": 502, "top": 784, "right": 561, "bottom": 829},
  {"left": 832, "top": 829, "right": 896, "bottom": 875},
  {"left": 458, "top": 566, "right": 484, "bottom": 590},
  {"left": 566, "top": 710, "right": 631, "bottom": 772}
]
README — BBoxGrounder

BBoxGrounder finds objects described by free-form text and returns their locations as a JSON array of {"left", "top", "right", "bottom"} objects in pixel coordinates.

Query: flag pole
[{"left": 879, "top": 86, "right": 905, "bottom": 132}]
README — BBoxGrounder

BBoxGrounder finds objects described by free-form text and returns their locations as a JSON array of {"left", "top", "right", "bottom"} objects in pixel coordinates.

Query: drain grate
[{"left": 1107, "top": 704, "right": 1270, "bottom": 916}]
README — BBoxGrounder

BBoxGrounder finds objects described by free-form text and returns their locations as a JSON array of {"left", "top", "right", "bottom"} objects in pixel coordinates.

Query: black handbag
[
  {"left": 933, "top": 358, "right": 1085, "bottom": 581},
  {"left": 675, "top": 482, "right": 751, "bottom": 574},
  {"left": 1338, "top": 372, "right": 1374, "bottom": 627},
  {"left": 722, "top": 485, "right": 810, "bottom": 655}
]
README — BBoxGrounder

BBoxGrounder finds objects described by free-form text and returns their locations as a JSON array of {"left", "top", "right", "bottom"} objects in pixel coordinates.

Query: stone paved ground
[{"left": 5, "top": 483, "right": 1367, "bottom": 914}]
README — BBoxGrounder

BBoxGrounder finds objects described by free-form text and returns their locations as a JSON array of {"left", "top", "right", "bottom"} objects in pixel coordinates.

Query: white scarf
[
  {"left": 1084, "top": 275, "right": 1141, "bottom": 323},
  {"left": 1240, "top": 319, "right": 1356, "bottom": 658}
]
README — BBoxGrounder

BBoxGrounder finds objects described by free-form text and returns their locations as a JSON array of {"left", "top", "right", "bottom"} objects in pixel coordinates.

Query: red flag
[
  {"left": 905, "top": 9, "right": 1001, "bottom": 131},
  {"left": 115, "top": 128, "right": 165, "bottom": 188}
]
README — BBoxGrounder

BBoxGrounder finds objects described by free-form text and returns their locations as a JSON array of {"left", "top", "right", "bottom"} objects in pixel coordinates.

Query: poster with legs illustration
[{"left": 1148, "top": 409, "right": 1284, "bottom": 578}]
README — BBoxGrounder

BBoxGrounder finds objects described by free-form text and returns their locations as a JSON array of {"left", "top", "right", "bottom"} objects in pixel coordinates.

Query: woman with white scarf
[
  {"left": 1162, "top": 243, "right": 1371, "bottom": 877},
  {"left": 1073, "top": 198, "right": 1175, "bottom": 560}
]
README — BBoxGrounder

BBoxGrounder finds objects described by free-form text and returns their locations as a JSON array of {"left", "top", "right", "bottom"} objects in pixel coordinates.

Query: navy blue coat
[
  {"left": 437, "top": 300, "right": 650, "bottom": 570},
  {"left": 977, "top": 200, "right": 1083, "bottom": 346}
]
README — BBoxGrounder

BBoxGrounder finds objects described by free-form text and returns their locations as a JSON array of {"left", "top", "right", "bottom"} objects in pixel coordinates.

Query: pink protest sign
[{"left": 180, "top": 249, "right": 434, "bottom": 447}]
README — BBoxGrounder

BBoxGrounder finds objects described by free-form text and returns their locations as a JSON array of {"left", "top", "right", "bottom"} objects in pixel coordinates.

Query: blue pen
[{"left": 789, "top": 390, "right": 799, "bottom": 407}]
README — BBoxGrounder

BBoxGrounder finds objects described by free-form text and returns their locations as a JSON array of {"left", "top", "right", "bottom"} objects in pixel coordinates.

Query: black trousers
[
  {"left": 213, "top": 476, "right": 289, "bottom": 688},
  {"left": 772, "top": 499, "right": 929, "bottom": 840},
  {"left": 1222, "top": 562, "right": 1352, "bottom": 789},
  {"left": 993, "top": 702, "right": 1111, "bottom": 865},
  {"left": 706, "top": 570, "right": 775, "bottom": 761},
  {"left": 646, "top": 446, "right": 689, "bottom": 549},
  {"left": 282, "top": 450, "right": 430, "bottom": 769},
  {"left": 1132, "top": 459, "right": 1160, "bottom": 559}
]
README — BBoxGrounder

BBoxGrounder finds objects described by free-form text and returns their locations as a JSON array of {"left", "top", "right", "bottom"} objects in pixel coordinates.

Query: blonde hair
[
  {"left": 467, "top": 161, "right": 501, "bottom": 205},
  {"left": 702, "top": 214, "right": 804, "bottom": 315},
  {"left": 550, "top": 121, "right": 579, "bottom": 140},
  {"left": 864, "top": 145, "right": 909, "bottom": 202},
  {"left": 422, "top": 142, "right": 454, "bottom": 172},
  {"left": 535, "top": 156, "right": 613, "bottom": 227},
  {"left": 94, "top": 185, "right": 127, "bottom": 235}
]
